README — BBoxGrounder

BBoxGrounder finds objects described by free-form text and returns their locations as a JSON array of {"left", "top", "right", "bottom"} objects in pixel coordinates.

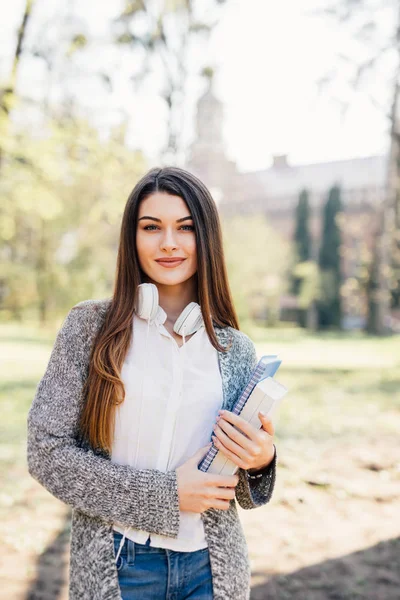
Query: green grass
[
  {"left": 0, "top": 323, "right": 57, "bottom": 486},
  {"left": 1, "top": 322, "right": 399, "bottom": 496},
  {"left": 243, "top": 323, "right": 400, "bottom": 446}
]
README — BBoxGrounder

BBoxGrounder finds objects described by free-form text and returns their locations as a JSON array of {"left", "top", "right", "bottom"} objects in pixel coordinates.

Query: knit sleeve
[
  {"left": 235, "top": 446, "right": 277, "bottom": 509},
  {"left": 26, "top": 303, "right": 180, "bottom": 537},
  {"left": 232, "top": 332, "right": 278, "bottom": 510}
]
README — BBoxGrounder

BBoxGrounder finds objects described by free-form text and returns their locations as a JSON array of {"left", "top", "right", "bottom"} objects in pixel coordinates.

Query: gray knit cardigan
[{"left": 27, "top": 298, "right": 277, "bottom": 600}]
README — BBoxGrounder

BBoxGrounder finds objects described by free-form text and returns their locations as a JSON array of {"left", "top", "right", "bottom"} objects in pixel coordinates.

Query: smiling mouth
[{"left": 155, "top": 259, "right": 186, "bottom": 267}]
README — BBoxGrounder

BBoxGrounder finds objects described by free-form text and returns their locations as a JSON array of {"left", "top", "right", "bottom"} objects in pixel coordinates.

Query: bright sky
[{"left": 1, "top": 0, "right": 394, "bottom": 172}]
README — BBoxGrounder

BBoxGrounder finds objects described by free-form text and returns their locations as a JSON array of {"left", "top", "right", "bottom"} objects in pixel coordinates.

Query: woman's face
[{"left": 136, "top": 192, "right": 197, "bottom": 286}]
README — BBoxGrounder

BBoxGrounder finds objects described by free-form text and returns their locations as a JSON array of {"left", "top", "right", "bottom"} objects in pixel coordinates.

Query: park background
[{"left": 1, "top": 0, "right": 399, "bottom": 598}]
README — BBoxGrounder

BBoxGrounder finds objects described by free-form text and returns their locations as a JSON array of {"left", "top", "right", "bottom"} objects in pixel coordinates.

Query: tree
[
  {"left": 291, "top": 188, "right": 312, "bottom": 327},
  {"left": 113, "top": 0, "right": 228, "bottom": 165},
  {"left": 317, "top": 185, "right": 344, "bottom": 329},
  {"left": 0, "top": 0, "right": 36, "bottom": 169},
  {"left": 314, "top": 0, "right": 400, "bottom": 333},
  {"left": 371, "top": 77, "right": 400, "bottom": 333},
  {"left": 0, "top": 114, "right": 147, "bottom": 322},
  {"left": 391, "top": 182, "right": 400, "bottom": 309}
]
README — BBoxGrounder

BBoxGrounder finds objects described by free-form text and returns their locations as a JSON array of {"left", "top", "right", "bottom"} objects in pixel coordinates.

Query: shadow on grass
[
  {"left": 25, "top": 513, "right": 71, "bottom": 600},
  {"left": 250, "top": 536, "right": 400, "bottom": 600},
  {"left": 24, "top": 516, "right": 400, "bottom": 599}
]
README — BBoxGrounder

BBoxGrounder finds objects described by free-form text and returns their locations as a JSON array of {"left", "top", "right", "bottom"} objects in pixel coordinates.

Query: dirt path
[
  {"left": 245, "top": 434, "right": 400, "bottom": 599},
  {"left": 0, "top": 466, "right": 70, "bottom": 600},
  {"left": 2, "top": 434, "right": 399, "bottom": 599}
]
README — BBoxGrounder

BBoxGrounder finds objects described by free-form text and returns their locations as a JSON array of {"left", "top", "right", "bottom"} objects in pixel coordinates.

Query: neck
[{"left": 143, "top": 275, "right": 199, "bottom": 320}]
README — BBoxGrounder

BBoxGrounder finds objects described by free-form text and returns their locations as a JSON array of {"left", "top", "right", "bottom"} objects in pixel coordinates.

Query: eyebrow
[{"left": 138, "top": 215, "right": 193, "bottom": 223}]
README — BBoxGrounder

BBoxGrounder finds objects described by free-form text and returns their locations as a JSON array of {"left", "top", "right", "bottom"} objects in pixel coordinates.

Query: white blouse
[{"left": 111, "top": 308, "right": 224, "bottom": 551}]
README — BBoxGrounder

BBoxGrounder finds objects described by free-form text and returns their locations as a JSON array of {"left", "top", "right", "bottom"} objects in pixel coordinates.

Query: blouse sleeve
[{"left": 27, "top": 303, "right": 180, "bottom": 537}]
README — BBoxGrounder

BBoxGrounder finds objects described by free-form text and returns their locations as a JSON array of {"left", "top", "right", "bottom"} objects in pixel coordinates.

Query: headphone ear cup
[
  {"left": 135, "top": 283, "right": 159, "bottom": 321},
  {"left": 174, "top": 302, "right": 204, "bottom": 336}
]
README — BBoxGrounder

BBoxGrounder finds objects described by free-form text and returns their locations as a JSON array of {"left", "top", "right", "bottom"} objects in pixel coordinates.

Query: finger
[
  {"left": 217, "top": 410, "right": 261, "bottom": 439},
  {"left": 214, "top": 420, "right": 259, "bottom": 455},
  {"left": 213, "top": 425, "right": 251, "bottom": 460},
  {"left": 207, "top": 486, "right": 236, "bottom": 500},
  {"left": 219, "top": 409, "right": 275, "bottom": 439},
  {"left": 209, "top": 499, "right": 231, "bottom": 511},
  {"left": 206, "top": 473, "right": 239, "bottom": 488},
  {"left": 211, "top": 437, "right": 248, "bottom": 469}
]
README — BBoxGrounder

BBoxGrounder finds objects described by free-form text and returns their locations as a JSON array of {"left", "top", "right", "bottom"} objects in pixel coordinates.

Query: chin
[{"left": 149, "top": 270, "right": 197, "bottom": 286}]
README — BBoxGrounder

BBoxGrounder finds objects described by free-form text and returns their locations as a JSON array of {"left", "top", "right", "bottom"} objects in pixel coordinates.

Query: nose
[{"left": 160, "top": 227, "right": 178, "bottom": 251}]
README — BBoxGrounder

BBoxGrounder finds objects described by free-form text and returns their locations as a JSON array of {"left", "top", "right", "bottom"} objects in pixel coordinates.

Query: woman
[{"left": 27, "top": 166, "right": 277, "bottom": 600}]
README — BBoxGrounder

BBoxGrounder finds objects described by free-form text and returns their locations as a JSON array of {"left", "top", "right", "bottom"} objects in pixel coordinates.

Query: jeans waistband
[
  {"left": 113, "top": 530, "right": 208, "bottom": 558},
  {"left": 113, "top": 531, "right": 167, "bottom": 558}
]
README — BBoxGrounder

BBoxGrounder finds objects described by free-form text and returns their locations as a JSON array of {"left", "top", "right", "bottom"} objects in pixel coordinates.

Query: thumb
[
  {"left": 259, "top": 411, "right": 275, "bottom": 435},
  {"left": 190, "top": 442, "right": 212, "bottom": 464}
]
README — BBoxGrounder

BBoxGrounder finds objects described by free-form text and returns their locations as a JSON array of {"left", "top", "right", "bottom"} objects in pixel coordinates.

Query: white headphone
[{"left": 134, "top": 282, "right": 204, "bottom": 336}]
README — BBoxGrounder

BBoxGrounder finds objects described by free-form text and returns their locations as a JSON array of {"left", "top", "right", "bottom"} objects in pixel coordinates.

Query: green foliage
[
  {"left": 291, "top": 188, "right": 312, "bottom": 298},
  {"left": 390, "top": 190, "right": 400, "bottom": 308},
  {"left": 295, "top": 189, "right": 311, "bottom": 263},
  {"left": 0, "top": 115, "right": 147, "bottom": 322},
  {"left": 318, "top": 185, "right": 343, "bottom": 272},
  {"left": 317, "top": 185, "right": 344, "bottom": 329},
  {"left": 292, "top": 260, "right": 321, "bottom": 310},
  {"left": 221, "top": 213, "right": 291, "bottom": 326}
]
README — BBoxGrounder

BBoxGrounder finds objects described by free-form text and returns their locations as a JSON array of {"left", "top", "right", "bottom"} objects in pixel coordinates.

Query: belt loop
[{"left": 127, "top": 538, "right": 135, "bottom": 565}]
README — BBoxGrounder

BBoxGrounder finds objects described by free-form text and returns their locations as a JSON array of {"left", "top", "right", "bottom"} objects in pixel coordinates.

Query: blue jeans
[{"left": 113, "top": 531, "right": 214, "bottom": 600}]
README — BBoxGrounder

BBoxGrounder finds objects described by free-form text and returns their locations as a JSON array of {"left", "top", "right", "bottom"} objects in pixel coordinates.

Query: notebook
[{"left": 198, "top": 355, "right": 288, "bottom": 475}]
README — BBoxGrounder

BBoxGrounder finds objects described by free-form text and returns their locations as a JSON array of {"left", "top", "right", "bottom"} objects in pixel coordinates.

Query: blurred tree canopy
[
  {"left": 0, "top": 113, "right": 146, "bottom": 322},
  {"left": 0, "top": 0, "right": 233, "bottom": 324},
  {"left": 221, "top": 214, "right": 292, "bottom": 327}
]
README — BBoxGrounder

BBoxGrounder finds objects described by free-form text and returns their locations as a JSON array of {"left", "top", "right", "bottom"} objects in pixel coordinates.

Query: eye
[{"left": 142, "top": 225, "right": 195, "bottom": 231}]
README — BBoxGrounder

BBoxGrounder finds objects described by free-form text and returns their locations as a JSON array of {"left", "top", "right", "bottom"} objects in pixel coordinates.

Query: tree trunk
[
  {"left": 0, "top": 0, "right": 35, "bottom": 167},
  {"left": 368, "top": 79, "right": 400, "bottom": 334}
]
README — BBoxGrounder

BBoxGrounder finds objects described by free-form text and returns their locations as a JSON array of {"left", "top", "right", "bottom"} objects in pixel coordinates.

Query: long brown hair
[{"left": 79, "top": 166, "right": 240, "bottom": 453}]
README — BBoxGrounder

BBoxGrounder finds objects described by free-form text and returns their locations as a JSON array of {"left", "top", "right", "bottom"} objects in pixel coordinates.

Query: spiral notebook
[{"left": 198, "top": 355, "right": 287, "bottom": 475}]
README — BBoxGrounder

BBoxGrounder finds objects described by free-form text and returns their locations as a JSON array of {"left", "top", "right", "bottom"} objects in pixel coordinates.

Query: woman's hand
[
  {"left": 176, "top": 444, "right": 240, "bottom": 513},
  {"left": 211, "top": 409, "right": 275, "bottom": 473}
]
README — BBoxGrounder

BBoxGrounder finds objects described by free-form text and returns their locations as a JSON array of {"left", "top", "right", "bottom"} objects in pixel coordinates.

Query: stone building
[{"left": 185, "top": 81, "right": 388, "bottom": 328}]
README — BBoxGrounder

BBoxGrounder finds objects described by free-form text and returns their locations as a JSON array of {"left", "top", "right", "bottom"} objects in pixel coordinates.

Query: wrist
[{"left": 247, "top": 444, "right": 276, "bottom": 475}]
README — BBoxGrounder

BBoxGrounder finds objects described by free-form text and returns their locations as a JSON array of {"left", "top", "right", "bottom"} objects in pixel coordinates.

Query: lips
[
  {"left": 155, "top": 258, "right": 186, "bottom": 268},
  {"left": 155, "top": 258, "right": 186, "bottom": 263}
]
